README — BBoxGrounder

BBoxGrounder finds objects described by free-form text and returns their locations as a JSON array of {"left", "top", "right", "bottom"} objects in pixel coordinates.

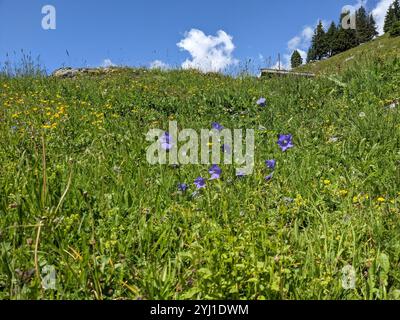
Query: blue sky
[{"left": 0, "top": 0, "right": 391, "bottom": 73}]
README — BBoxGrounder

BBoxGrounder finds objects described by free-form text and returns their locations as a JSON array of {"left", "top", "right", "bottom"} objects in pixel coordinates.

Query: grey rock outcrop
[{"left": 51, "top": 67, "right": 118, "bottom": 78}]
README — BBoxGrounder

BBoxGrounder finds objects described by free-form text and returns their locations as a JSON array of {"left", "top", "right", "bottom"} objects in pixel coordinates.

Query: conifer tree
[
  {"left": 307, "top": 21, "right": 328, "bottom": 61},
  {"left": 291, "top": 50, "right": 303, "bottom": 68},
  {"left": 389, "top": 1, "right": 400, "bottom": 37},
  {"left": 356, "top": 6, "right": 371, "bottom": 43},
  {"left": 326, "top": 22, "right": 338, "bottom": 57},
  {"left": 306, "top": 47, "right": 316, "bottom": 63},
  {"left": 384, "top": 3, "right": 397, "bottom": 33},
  {"left": 367, "top": 14, "right": 378, "bottom": 40},
  {"left": 390, "top": 21, "right": 400, "bottom": 36},
  {"left": 394, "top": 0, "right": 400, "bottom": 20}
]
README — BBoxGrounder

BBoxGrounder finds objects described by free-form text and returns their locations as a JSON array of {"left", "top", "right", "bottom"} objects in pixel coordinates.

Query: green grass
[
  {"left": 0, "top": 52, "right": 400, "bottom": 300},
  {"left": 295, "top": 34, "right": 400, "bottom": 75}
]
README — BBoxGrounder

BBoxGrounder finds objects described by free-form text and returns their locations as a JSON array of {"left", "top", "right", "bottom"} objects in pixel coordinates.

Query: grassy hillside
[
  {"left": 0, "top": 52, "right": 400, "bottom": 299},
  {"left": 296, "top": 34, "right": 400, "bottom": 75}
]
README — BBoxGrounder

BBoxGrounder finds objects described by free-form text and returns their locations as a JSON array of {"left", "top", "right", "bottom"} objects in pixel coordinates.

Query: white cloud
[
  {"left": 177, "top": 29, "right": 239, "bottom": 73},
  {"left": 301, "top": 26, "right": 314, "bottom": 42},
  {"left": 353, "top": 0, "right": 369, "bottom": 10},
  {"left": 292, "top": 25, "right": 315, "bottom": 50},
  {"left": 372, "top": 0, "right": 394, "bottom": 35},
  {"left": 150, "top": 60, "right": 170, "bottom": 70},
  {"left": 101, "top": 59, "right": 116, "bottom": 68},
  {"left": 297, "top": 49, "right": 308, "bottom": 62},
  {"left": 288, "top": 36, "right": 301, "bottom": 51}
]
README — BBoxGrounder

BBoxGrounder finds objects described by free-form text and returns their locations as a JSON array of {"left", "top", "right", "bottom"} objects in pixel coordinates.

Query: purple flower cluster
[
  {"left": 265, "top": 159, "right": 276, "bottom": 182},
  {"left": 194, "top": 177, "right": 206, "bottom": 189},
  {"left": 257, "top": 97, "right": 267, "bottom": 107},
  {"left": 209, "top": 164, "right": 222, "bottom": 180},
  {"left": 212, "top": 122, "right": 224, "bottom": 131},
  {"left": 173, "top": 120, "right": 294, "bottom": 193},
  {"left": 222, "top": 144, "right": 231, "bottom": 154},
  {"left": 177, "top": 163, "right": 224, "bottom": 193},
  {"left": 236, "top": 170, "right": 246, "bottom": 178},
  {"left": 265, "top": 159, "right": 276, "bottom": 170},
  {"left": 178, "top": 183, "right": 188, "bottom": 192},
  {"left": 265, "top": 173, "right": 274, "bottom": 181},
  {"left": 160, "top": 132, "right": 173, "bottom": 151},
  {"left": 277, "top": 134, "right": 294, "bottom": 152}
]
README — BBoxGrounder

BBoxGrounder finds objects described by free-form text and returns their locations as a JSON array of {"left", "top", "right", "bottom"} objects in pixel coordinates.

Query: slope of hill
[
  {"left": 0, "top": 44, "right": 400, "bottom": 300},
  {"left": 295, "top": 34, "right": 400, "bottom": 75}
]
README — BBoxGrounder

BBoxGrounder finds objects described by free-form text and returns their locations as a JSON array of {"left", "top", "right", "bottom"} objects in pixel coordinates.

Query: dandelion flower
[{"left": 377, "top": 197, "right": 385, "bottom": 203}]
